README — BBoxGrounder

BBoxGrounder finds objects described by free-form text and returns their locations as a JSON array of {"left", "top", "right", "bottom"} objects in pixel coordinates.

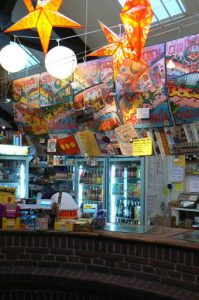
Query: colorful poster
[
  {"left": 14, "top": 103, "right": 48, "bottom": 135},
  {"left": 42, "top": 103, "right": 77, "bottom": 134},
  {"left": 115, "top": 123, "right": 137, "bottom": 142},
  {"left": 39, "top": 72, "right": 73, "bottom": 107},
  {"left": 74, "top": 65, "right": 120, "bottom": 131},
  {"left": 74, "top": 57, "right": 114, "bottom": 93},
  {"left": 116, "top": 43, "right": 173, "bottom": 128},
  {"left": 12, "top": 74, "right": 40, "bottom": 107},
  {"left": 166, "top": 34, "right": 199, "bottom": 124}
]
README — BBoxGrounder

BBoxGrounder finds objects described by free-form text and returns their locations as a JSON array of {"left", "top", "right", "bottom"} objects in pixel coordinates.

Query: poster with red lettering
[
  {"left": 115, "top": 43, "right": 173, "bottom": 128},
  {"left": 166, "top": 34, "right": 199, "bottom": 124},
  {"left": 73, "top": 57, "right": 121, "bottom": 131},
  {"left": 13, "top": 74, "right": 40, "bottom": 108}
]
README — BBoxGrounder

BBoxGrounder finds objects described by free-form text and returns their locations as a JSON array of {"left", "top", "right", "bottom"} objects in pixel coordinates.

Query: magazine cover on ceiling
[
  {"left": 15, "top": 104, "right": 48, "bottom": 135},
  {"left": 166, "top": 34, "right": 199, "bottom": 125},
  {"left": 42, "top": 102, "right": 78, "bottom": 134},
  {"left": 115, "top": 43, "right": 173, "bottom": 128},
  {"left": 12, "top": 74, "right": 40, "bottom": 108},
  {"left": 39, "top": 72, "right": 73, "bottom": 107},
  {"left": 73, "top": 57, "right": 121, "bottom": 131}
]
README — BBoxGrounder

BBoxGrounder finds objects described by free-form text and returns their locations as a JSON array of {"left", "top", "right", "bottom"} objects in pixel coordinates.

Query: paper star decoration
[
  {"left": 87, "top": 21, "right": 137, "bottom": 79},
  {"left": 120, "top": 0, "right": 154, "bottom": 60},
  {"left": 88, "top": 0, "right": 153, "bottom": 78},
  {"left": 4, "top": 0, "right": 83, "bottom": 54}
]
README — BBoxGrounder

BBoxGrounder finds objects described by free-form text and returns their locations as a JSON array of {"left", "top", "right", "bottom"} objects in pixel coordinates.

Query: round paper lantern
[
  {"left": 0, "top": 43, "right": 28, "bottom": 73},
  {"left": 45, "top": 46, "right": 77, "bottom": 79}
]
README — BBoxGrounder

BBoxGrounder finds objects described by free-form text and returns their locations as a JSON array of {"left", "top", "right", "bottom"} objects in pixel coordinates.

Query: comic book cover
[
  {"left": 166, "top": 34, "right": 199, "bottom": 124},
  {"left": 42, "top": 103, "right": 78, "bottom": 134},
  {"left": 39, "top": 72, "right": 73, "bottom": 107},
  {"left": 12, "top": 74, "right": 40, "bottom": 108},
  {"left": 73, "top": 57, "right": 114, "bottom": 93},
  {"left": 115, "top": 43, "right": 173, "bottom": 128}
]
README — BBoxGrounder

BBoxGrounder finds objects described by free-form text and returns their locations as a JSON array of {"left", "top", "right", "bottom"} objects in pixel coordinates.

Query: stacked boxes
[{"left": 0, "top": 203, "right": 20, "bottom": 230}]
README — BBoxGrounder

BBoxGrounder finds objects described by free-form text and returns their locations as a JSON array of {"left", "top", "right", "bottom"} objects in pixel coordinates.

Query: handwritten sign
[
  {"left": 133, "top": 138, "right": 152, "bottom": 156},
  {"left": 136, "top": 108, "right": 150, "bottom": 119},
  {"left": 0, "top": 187, "right": 16, "bottom": 204}
]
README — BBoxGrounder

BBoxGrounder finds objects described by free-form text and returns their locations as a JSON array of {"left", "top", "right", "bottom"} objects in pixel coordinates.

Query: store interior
[{"left": 0, "top": 0, "right": 198, "bottom": 234}]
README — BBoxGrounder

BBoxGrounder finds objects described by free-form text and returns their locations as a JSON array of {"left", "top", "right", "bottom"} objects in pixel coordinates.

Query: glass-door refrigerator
[
  {"left": 75, "top": 158, "right": 107, "bottom": 216},
  {"left": 107, "top": 157, "right": 145, "bottom": 225},
  {"left": 0, "top": 154, "right": 31, "bottom": 199}
]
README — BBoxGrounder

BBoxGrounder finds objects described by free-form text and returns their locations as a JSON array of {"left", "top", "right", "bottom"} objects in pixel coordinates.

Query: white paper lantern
[
  {"left": 45, "top": 46, "right": 77, "bottom": 79},
  {"left": 0, "top": 43, "right": 28, "bottom": 73}
]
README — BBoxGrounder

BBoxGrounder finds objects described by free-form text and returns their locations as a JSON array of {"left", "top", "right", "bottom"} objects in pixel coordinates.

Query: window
[
  {"left": 118, "top": 0, "right": 186, "bottom": 24},
  {"left": 10, "top": 42, "right": 40, "bottom": 70}
]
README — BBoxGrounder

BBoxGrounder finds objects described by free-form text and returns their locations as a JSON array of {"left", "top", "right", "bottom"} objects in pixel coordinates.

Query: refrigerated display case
[
  {"left": 0, "top": 154, "right": 31, "bottom": 199},
  {"left": 75, "top": 158, "right": 107, "bottom": 215},
  {"left": 107, "top": 157, "right": 145, "bottom": 225},
  {"left": 29, "top": 155, "right": 76, "bottom": 199}
]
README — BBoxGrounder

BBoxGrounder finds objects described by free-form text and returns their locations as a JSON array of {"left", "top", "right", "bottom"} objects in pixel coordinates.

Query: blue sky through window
[{"left": 117, "top": 0, "right": 186, "bottom": 23}]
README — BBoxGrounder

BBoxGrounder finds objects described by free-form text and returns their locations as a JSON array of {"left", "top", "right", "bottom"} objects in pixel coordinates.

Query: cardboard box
[{"left": 2, "top": 217, "right": 20, "bottom": 230}]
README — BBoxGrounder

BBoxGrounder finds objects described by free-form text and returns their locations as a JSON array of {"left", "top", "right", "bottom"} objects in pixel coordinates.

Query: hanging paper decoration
[
  {"left": 88, "top": 0, "right": 153, "bottom": 78},
  {"left": 57, "top": 135, "right": 80, "bottom": 155},
  {"left": 120, "top": 0, "right": 154, "bottom": 60},
  {"left": 87, "top": 21, "right": 137, "bottom": 79},
  {"left": 4, "top": 0, "right": 83, "bottom": 54}
]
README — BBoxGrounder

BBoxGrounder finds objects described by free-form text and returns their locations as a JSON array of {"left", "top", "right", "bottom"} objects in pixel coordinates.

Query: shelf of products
[
  {"left": 108, "top": 159, "right": 144, "bottom": 225},
  {"left": 29, "top": 156, "right": 76, "bottom": 199},
  {"left": 172, "top": 207, "right": 199, "bottom": 229}
]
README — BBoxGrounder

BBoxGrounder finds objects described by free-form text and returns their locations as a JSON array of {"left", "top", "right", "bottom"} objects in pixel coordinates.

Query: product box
[
  {"left": 2, "top": 217, "right": 20, "bottom": 230},
  {"left": 0, "top": 204, "right": 20, "bottom": 218},
  {"left": 73, "top": 219, "right": 93, "bottom": 232},
  {"left": 54, "top": 220, "right": 75, "bottom": 232},
  {"left": 35, "top": 216, "right": 49, "bottom": 231}
]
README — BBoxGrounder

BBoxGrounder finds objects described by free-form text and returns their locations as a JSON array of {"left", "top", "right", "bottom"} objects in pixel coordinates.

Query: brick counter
[{"left": 0, "top": 228, "right": 198, "bottom": 300}]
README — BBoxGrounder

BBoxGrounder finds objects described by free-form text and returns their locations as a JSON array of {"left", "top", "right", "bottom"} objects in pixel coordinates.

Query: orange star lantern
[
  {"left": 87, "top": 21, "right": 136, "bottom": 79},
  {"left": 4, "top": 0, "right": 83, "bottom": 54},
  {"left": 120, "top": 0, "right": 154, "bottom": 60}
]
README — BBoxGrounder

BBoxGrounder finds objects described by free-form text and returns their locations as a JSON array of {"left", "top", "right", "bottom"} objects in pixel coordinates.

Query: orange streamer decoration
[
  {"left": 88, "top": 0, "right": 153, "bottom": 78},
  {"left": 4, "top": 0, "right": 83, "bottom": 54}
]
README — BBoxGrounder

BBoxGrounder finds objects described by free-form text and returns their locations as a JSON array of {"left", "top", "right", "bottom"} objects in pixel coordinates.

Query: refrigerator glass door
[
  {"left": 108, "top": 158, "right": 144, "bottom": 225},
  {"left": 0, "top": 156, "right": 30, "bottom": 199},
  {"left": 76, "top": 159, "right": 106, "bottom": 215}
]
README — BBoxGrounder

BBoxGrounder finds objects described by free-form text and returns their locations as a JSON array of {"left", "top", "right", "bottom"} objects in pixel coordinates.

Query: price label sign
[{"left": 133, "top": 138, "right": 153, "bottom": 156}]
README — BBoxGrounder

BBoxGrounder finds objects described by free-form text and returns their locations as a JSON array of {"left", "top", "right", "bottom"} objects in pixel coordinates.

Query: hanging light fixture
[
  {"left": 0, "top": 42, "right": 28, "bottom": 73},
  {"left": 45, "top": 45, "right": 77, "bottom": 79},
  {"left": 167, "top": 59, "right": 175, "bottom": 69}
]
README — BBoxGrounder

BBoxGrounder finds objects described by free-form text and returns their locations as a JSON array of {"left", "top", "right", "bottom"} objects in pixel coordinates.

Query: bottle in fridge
[
  {"left": 108, "top": 157, "right": 144, "bottom": 225},
  {"left": 76, "top": 158, "right": 106, "bottom": 216}
]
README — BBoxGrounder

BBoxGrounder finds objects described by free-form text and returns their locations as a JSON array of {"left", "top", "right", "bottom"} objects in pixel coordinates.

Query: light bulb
[
  {"left": 167, "top": 59, "right": 175, "bottom": 69},
  {"left": 0, "top": 43, "right": 28, "bottom": 73}
]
